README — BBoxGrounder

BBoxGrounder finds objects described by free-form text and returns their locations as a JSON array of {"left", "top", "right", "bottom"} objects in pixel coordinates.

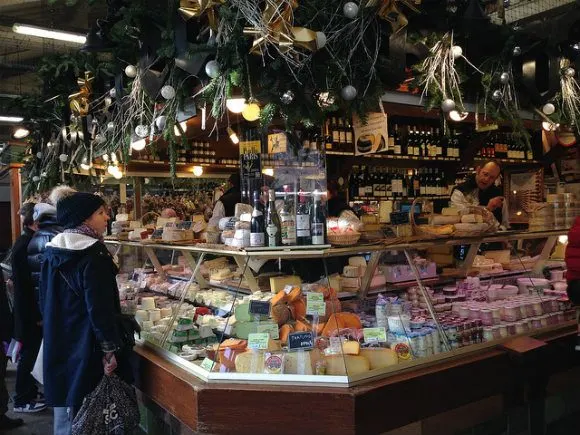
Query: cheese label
[
  {"left": 248, "top": 333, "right": 270, "bottom": 350},
  {"left": 363, "top": 327, "right": 387, "bottom": 344},
  {"left": 249, "top": 300, "right": 271, "bottom": 316},
  {"left": 283, "top": 285, "right": 294, "bottom": 295},
  {"left": 288, "top": 332, "right": 314, "bottom": 351},
  {"left": 257, "top": 323, "right": 280, "bottom": 340},
  {"left": 200, "top": 358, "right": 215, "bottom": 371},
  {"left": 306, "top": 292, "right": 326, "bottom": 316}
]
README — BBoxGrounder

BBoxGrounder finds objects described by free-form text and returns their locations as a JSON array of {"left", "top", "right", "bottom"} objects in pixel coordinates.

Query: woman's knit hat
[{"left": 57, "top": 192, "right": 106, "bottom": 229}]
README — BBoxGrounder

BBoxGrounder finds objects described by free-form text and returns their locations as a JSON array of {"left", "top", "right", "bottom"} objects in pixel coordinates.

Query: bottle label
[
  {"left": 281, "top": 218, "right": 297, "bottom": 245},
  {"left": 346, "top": 131, "right": 353, "bottom": 144},
  {"left": 250, "top": 233, "right": 265, "bottom": 247},
  {"left": 420, "top": 186, "right": 426, "bottom": 196},
  {"left": 394, "top": 145, "right": 401, "bottom": 155},
  {"left": 296, "top": 214, "right": 310, "bottom": 230},
  {"left": 388, "top": 137, "right": 395, "bottom": 147},
  {"left": 414, "top": 147, "right": 420, "bottom": 156},
  {"left": 311, "top": 223, "right": 325, "bottom": 245},
  {"left": 413, "top": 179, "right": 420, "bottom": 191},
  {"left": 266, "top": 224, "right": 278, "bottom": 247},
  {"left": 373, "top": 183, "right": 382, "bottom": 197},
  {"left": 365, "top": 185, "right": 373, "bottom": 195}
]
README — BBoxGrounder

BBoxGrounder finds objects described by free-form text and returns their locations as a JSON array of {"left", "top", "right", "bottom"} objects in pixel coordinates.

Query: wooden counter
[{"left": 133, "top": 323, "right": 579, "bottom": 435}]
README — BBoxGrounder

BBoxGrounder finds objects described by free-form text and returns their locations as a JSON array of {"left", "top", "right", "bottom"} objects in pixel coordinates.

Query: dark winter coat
[
  {"left": 11, "top": 227, "right": 40, "bottom": 341},
  {"left": 566, "top": 216, "right": 580, "bottom": 281},
  {"left": 27, "top": 213, "right": 62, "bottom": 300},
  {"left": 0, "top": 272, "right": 12, "bottom": 342},
  {"left": 218, "top": 186, "right": 241, "bottom": 217},
  {"left": 40, "top": 232, "right": 134, "bottom": 408}
]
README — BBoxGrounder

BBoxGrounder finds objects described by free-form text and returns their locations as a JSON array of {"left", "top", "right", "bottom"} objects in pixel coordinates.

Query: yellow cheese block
[
  {"left": 269, "top": 275, "right": 302, "bottom": 293},
  {"left": 326, "top": 355, "right": 370, "bottom": 376},
  {"left": 341, "top": 341, "right": 360, "bottom": 355},
  {"left": 360, "top": 348, "right": 399, "bottom": 370},
  {"left": 284, "top": 349, "right": 323, "bottom": 375},
  {"left": 234, "top": 351, "right": 265, "bottom": 373},
  {"left": 343, "top": 266, "right": 360, "bottom": 278},
  {"left": 328, "top": 274, "right": 341, "bottom": 293}
]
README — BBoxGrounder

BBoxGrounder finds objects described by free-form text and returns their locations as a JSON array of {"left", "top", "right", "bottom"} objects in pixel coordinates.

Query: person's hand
[
  {"left": 487, "top": 196, "right": 504, "bottom": 211},
  {"left": 12, "top": 341, "right": 23, "bottom": 362},
  {"left": 103, "top": 352, "right": 117, "bottom": 376}
]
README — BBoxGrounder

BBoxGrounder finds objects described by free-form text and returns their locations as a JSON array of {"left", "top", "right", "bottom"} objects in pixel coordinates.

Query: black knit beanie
[{"left": 57, "top": 192, "right": 106, "bottom": 229}]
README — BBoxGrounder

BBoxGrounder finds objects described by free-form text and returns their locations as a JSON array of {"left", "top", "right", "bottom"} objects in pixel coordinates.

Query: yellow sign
[
  {"left": 267, "top": 133, "right": 287, "bottom": 154},
  {"left": 239, "top": 140, "right": 261, "bottom": 155}
]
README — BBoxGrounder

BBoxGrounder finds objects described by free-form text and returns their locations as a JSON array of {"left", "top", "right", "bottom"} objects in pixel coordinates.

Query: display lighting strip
[{"left": 12, "top": 23, "right": 87, "bottom": 44}]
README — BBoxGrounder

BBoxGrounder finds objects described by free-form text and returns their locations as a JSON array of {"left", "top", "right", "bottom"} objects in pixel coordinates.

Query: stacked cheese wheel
[{"left": 418, "top": 206, "right": 495, "bottom": 238}]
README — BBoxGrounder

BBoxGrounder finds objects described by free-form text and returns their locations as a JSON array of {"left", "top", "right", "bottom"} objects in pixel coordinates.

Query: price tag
[
  {"left": 256, "top": 323, "right": 280, "bottom": 340},
  {"left": 283, "top": 285, "right": 294, "bottom": 295},
  {"left": 249, "top": 300, "right": 271, "bottom": 316},
  {"left": 306, "top": 292, "right": 326, "bottom": 316},
  {"left": 363, "top": 327, "right": 387, "bottom": 344},
  {"left": 288, "top": 332, "right": 314, "bottom": 351},
  {"left": 200, "top": 358, "right": 215, "bottom": 371},
  {"left": 247, "top": 333, "right": 270, "bottom": 350}
]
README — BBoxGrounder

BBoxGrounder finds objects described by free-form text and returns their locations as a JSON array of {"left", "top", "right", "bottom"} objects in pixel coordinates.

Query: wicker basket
[
  {"left": 327, "top": 232, "right": 361, "bottom": 246},
  {"left": 409, "top": 198, "right": 451, "bottom": 240}
]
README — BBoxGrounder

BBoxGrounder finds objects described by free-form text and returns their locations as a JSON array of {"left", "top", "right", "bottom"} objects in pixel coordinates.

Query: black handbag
[{"left": 116, "top": 314, "right": 141, "bottom": 348}]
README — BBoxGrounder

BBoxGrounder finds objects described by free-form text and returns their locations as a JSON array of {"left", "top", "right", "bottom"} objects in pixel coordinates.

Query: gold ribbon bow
[
  {"left": 178, "top": 0, "right": 224, "bottom": 31},
  {"left": 243, "top": 0, "right": 320, "bottom": 55},
  {"left": 68, "top": 72, "right": 94, "bottom": 116},
  {"left": 366, "top": 0, "right": 419, "bottom": 34}
]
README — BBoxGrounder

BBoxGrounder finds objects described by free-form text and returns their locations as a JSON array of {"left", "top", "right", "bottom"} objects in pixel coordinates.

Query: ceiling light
[
  {"left": 131, "top": 138, "right": 146, "bottom": 151},
  {"left": 226, "top": 98, "right": 247, "bottom": 114},
  {"left": 262, "top": 168, "right": 274, "bottom": 177},
  {"left": 174, "top": 121, "right": 188, "bottom": 136},
  {"left": 112, "top": 167, "right": 123, "bottom": 179},
  {"left": 12, "top": 23, "right": 86, "bottom": 44},
  {"left": 449, "top": 110, "right": 468, "bottom": 122},
  {"left": 227, "top": 127, "right": 239, "bottom": 144},
  {"left": 0, "top": 116, "right": 24, "bottom": 123},
  {"left": 12, "top": 127, "right": 30, "bottom": 139},
  {"left": 559, "top": 235, "right": 568, "bottom": 244},
  {"left": 542, "top": 121, "right": 558, "bottom": 131},
  {"left": 242, "top": 102, "right": 261, "bottom": 121},
  {"left": 192, "top": 166, "right": 203, "bottom": 176},
  {"left": 80, "top": 156, "right": 92, "bottom": 171}
]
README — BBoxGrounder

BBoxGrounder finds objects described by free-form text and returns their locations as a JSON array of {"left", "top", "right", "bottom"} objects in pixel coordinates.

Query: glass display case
[{"left": 105, "top": 227, "right": 573, "bottom": 387}]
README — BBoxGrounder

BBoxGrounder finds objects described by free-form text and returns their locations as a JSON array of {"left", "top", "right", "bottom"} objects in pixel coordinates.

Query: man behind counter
[{"left": 450, "top": 160, "right": 509, "bottom": 229}]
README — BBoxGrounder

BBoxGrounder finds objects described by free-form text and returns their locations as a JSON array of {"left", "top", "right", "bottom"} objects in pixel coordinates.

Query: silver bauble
[
  {"left": 109, "top": 88, "right": 117, "bottom": 98},
  {"left": 341, "top": 85, "right": 357, "bottom": 101},
  {"left": 441, "top": 98, "right": 456, "bottom": 112},
  {"left": 94, "top": 133, "right": 105, "bottom": 144},
  {"left": 451, "top": 45, "right": 463, "bottom": 59},
  {"left": 160, "top": 85, "right": 176, "bottom": 100},
  {"left": 124, "top": 65, "right": 137, "bottom": 78},
  {"left": 542, "top": 103, "right": 555, "bottom": 115},
  {"left": 281, "top": 90, "right": 295, "bottom": 105},
  {"left": 155, "top": 116, "right": 167, "bottom": 130},
  {"left": 32, "top": 176, "right": 40, "bottom": 182},
  {"left": 204, "top": 60, "right": 220, "bottom": 79},
  {"left": 36, "top": 152, "right": 42, "bottom": 159},
  {"left": 107, "top": 122, "right": 115, "bottom": 132},
  {"left": 492, "top": 90, "right": 502, "bottom": 101},
  {"left": 59, "top": 153, "right": 68, "bottom": 162},
  {"left": 343, "top": 2, "right": 359, "bottom": 19},
  {"left": 500, "top": 72, "right": 510, "bottom": 84},
  {"left": 565, "top": 67, "right": 576, "bottom": 78},
  {"left": 512, "top": 46, "right": 521, "bottom": 56},
  {"left": 135, "top": 124, "right": 149, "bottom": 138},
  {"left": 316, "top": 32, "right": 327, "bottom": 50}
]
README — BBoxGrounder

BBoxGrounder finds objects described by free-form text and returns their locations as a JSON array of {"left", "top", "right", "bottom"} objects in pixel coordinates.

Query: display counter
[{"left": 105, "top": 229, "right": 578, "bottom": 433}]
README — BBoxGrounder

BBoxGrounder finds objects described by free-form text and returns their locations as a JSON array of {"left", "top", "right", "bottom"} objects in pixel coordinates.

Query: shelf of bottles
[
  {"left": 348, "top": 166, "right": 452, "bottom": 202},
  {"left": 476, "top": 132, "right": 536, "bottom": 162},
  {"left": 132, "top": 141, "right": 240, "bottom": 167}
]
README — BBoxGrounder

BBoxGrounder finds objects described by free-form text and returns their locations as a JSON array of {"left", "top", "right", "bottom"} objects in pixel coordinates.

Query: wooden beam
[{"left": 8, "top": 163, "right": 22, "bottom": 243}]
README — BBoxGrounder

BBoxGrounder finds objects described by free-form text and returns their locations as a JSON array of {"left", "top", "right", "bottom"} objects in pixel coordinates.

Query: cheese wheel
[
  {"left": 284, "top": 349, "right": 322, "bottom": 375},
  {"left": 271, "top": 303, "right": 290, "bottom": 326},
  {"left": 326, "top": 355, "right": 370, "bottom": 376},
  {"left": 430, "top": 215, "right": 461, "bottom": 225},
  {"left": 279, "top": 324, "right": 294, "bottom": 344},
  {"left": 271, "top": 291, "right": 289, "bottom": 307},
  {"left": 343, "top": 266, "right": 360, "bottom": 278}
]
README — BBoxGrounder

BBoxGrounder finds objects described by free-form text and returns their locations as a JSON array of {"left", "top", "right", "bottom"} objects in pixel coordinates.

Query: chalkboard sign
[
  {"left": 288, "top": 332, "right": 314, "bottom": 351},
  {"left": 177, "top": 221, "right": 193, "bottom": 230},
  {"left": 240, "top": 152, "right": 261, "bottom": 180},
  {"left": 249, "top": 300, "right": 271, "bottom": 316}
]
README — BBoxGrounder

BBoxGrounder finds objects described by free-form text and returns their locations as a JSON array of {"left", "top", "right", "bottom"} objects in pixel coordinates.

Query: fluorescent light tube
[
  {"left": 0, "top": 116, "right": 24, "bottom": 123},
  {"left": 12, "top": 23, "right": 86, "bottom": 44}
]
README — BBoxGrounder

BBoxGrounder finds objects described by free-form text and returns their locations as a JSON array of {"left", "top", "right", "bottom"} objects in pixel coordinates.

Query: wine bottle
[
  {"left": 345, "top": 118, "right": 354, "bottom": 153},
  {"left": 296, "top": 191, "right": 312, "bottom": 245},
  {"left": 250, "top": 190, "right": 265, "bottom": 247},
  {"left": 407, "top": 126, "right": 415, "bottom": 156},
  {"left": 393, "top": 124, "right": 402, "bottom": 155},
  {"left": 311, "top": 191, "right": 326, "bottom": 245},
  {"left": 266, "top": 189, "right": 282, "bottom": 247},
  {"left": 331, "top": 117, "right": 340, "bottom": 151},
  {"left": 280, "top": 186, "right": 297, "bottom": 246},
  {"left": 325, "top": 120, "right": 333, "bottom": 151}
]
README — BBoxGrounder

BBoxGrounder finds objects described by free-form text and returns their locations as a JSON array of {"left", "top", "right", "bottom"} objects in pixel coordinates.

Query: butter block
[{"left": 269, "top": 275, "right": 301, "bottom": 293}]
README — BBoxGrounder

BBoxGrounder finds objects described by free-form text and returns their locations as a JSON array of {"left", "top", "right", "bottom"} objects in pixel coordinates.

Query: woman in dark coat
[{"left": 40, "top": 192, "right": 134, "bottom": 435}]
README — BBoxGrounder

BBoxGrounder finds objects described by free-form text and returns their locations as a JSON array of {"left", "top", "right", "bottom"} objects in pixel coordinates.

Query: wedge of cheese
[
  {"left": 326, "top": 355, "right": 370, "bottom": 376},
  {"left": 270, "top": 275, "right": 301, "bottom": 293},
  {"left": 360, "top": 348, "right": 398, "bottom": 370},
  {"left": 284, "top": 349, "right": 323, "bottom": 375}
]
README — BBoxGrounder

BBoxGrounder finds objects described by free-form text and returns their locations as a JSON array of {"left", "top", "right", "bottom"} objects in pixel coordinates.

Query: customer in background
[
  {"left": 0, "top": 270, "right": 24, "bottom": 430},
  {"left": 212, "top": 173, "right": 241, "bottom": 219},
  {"left": 11, "top": 202, "right": 47, "bottom": 413},
  {"left": 565, "top": 216, "right": 580, "bottom": 351},
  {"left": 41, "top": 191, "right": 134, "bottom": 435}
]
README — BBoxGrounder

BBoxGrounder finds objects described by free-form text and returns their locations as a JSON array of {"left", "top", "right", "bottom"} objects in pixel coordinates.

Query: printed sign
[
  {"left": 247, "top": 333, "right": 270, "bottom": 350},
  {"left": 249, "top": 300, "right": 271, "bottom": 316},
  {"left": 267, "top": 132, "right": 287, "bottom": 154},
  {"left": 353, "top": 112, "right": 389, "bottom": 156},
  {"left": 306, "top": 292, "right": 326, "bottom": 316},
  {"left": 177, "top": 221, "right": 193, "bottom": 230},
  {"left": 240, "top": 152, "right": 261, "bottom": 180},
  {"left": 363, "top": 327, "right": 387, "bottom": 344},
  {"left": 200, "top": 358, "right": 215, "bottom": 371},
  {"left": 288, "top": 332, "right": 314, "bottom": 351},
  {"left": 256, "top": 323, "right": 280, "bottom": 340}
]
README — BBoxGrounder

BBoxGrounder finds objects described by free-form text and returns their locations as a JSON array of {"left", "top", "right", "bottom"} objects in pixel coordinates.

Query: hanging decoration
[
  {"left": 178, "top": 0, "right": 225, "bottom": 30},
  {"left": 559, "top": 58, "right": 580, "bottom": 132},
  {"left": 68, "top": 72, "right": 94, "bottom": 117}
]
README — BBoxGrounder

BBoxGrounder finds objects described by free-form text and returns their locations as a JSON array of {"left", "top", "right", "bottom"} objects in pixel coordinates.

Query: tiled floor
[{"left": 3, "top": 362, "right": 53, "bottom": 434}]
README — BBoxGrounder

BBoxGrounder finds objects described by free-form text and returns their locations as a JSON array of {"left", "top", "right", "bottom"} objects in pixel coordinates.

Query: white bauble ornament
[
  {"left": 40, "top": 171, "right": 47, "bottom": 178},
  {"left": 59, "top": 153, "right": 68, "bottom": 162},
  {"left": 441, "top": 98, "right": 456, "bottom": 112},
  {"left": 500, "top": 72, "right": 510, "bottom": 84},
  {"left": 512, "top": 46, "right": 521, "bottom": 56},
  {"left": 492, "top": 90, "right": 502, "bottom": 101},
  {"left": 94, "top": 133, "right": 105, "bottom": 144},
  {"left": 109, "top": 88, "right": 117, "bottom": 98},
  {"left": 32, "top": 176, "right": 40, "bottom": 182},
  {"left": 565, "top": 67, "right": 576, "bottom": 77},
  {"left": 135, "top": 124, "right": 149, "bottom": 138},
  {"left": 204, "top": 60, "right": 220, "bottom": 79},
  {"left": 451, "top": 45, "right": 463, "bottom": 59},
  {"left": 281, "top": 90, "right": 294, "bottom": 105},
  {"left": 125, "top": 65, "right": 137, "bottom": 78},
  {"left": 107, "top": 122, "right": 115, "bottom": 132},
  {"left": 343, "top": 2, "right": 359, "bottom": 19},
  {"left": 104, "top": 97, "right": 113, "bottom": 107},
  {"left": 160, "top": 85, "right": 176, "bottom": 100},
  {"left": 542, "top": 103, "right": 555, "bottom": 115},
  {"left": 155, "top": 115, "right": 167, "bottom": 130},
  {"left": 341, "top": 85, "right": 357, "bottom": 101},
  {"left": 36, "top": 152, "right": 42, "bottom": 159},
  {"left": 316, "top": 32, "right": 327, "bottom": 50}
]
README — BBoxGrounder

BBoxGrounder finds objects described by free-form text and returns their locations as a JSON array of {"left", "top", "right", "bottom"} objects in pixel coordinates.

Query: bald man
[
  {"left": 451, "top": 160, "right": 509, "bottom": 229},
  {"left": 160, "top": 208, "right": 177, "bottom": 219}
]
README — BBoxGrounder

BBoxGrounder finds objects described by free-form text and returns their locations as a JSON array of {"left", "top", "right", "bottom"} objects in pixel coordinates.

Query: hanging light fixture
[
  {"left": 174, "top": 120, "right": 188, "bottom": 136},
  {"left": 13, "top": 23, "right": 86, "bottom": 44},
  {"left": 12, "top": 126, "right": 30, "bottom": 139},
  {"left": 242, "top": 100, "right": 261, "bottom": 121},
  {"left": 112, "top": 167, "right": 123, "bottom": 179},
  {"left": 449, "top": 110, "right": 469, "bottom": 122},
  {"left": 192, "top": 166, "right": 203, "bottom": 176},
  {"left": 226, "top": 97, "right": 247, "bottom": 114},
  {"left": 80, "top": 156, "right": 92, "bottom": 170},
  {"left": 131, "top": 137, "right": 146, "bottom": 151},
  {"left": 227, "top": 127, "right": 239, "bottom": 144}
]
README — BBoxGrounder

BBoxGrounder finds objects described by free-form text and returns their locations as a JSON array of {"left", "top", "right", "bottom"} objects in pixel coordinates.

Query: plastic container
[{"left": 517, "top": 278, "right": 551, "bottom": 295}]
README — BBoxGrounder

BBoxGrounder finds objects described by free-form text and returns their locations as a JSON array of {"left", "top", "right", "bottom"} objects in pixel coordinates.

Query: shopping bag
[
  {"left": 31, "top": 340, "right": 43, "bottom": 384},
  {"left": 72, "top": 374, "right": 139, "bottom": 435}
]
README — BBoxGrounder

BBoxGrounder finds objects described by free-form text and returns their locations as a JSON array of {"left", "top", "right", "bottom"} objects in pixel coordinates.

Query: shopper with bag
[
  {"left": 41, "top": 191, "right": 137, "bottom": 435},
  {"left": 11, "top": 202, "right": 47, "bottom": 413}
]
